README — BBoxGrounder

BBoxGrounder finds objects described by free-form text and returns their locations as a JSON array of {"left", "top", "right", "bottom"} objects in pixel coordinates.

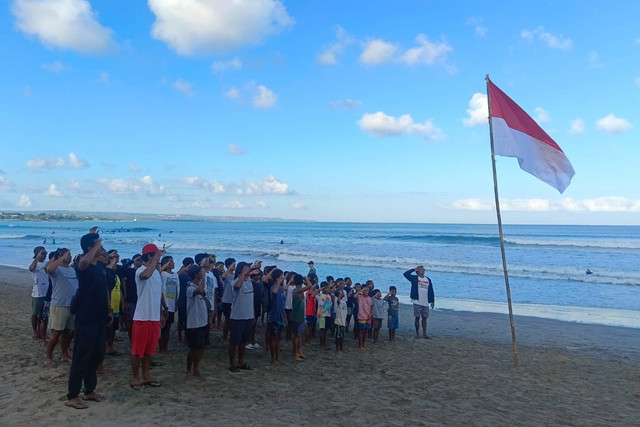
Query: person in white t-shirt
[
  {"left": 159, "top": 256, "right": 179, "bottom": 355},
  {"left": 403, "top": 266, "right": 435, "bottom": 339},
  {"left": 130, "top": 244, "right": 167, "bottom": 390},
  {"left": 28, "top": 246, "right": 48, "bottom": 340}
]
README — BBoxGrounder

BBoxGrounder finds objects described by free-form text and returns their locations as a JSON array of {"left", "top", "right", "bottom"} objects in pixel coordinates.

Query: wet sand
[{"left": 0, "top": 265, "right": 638, "bottom": 426}]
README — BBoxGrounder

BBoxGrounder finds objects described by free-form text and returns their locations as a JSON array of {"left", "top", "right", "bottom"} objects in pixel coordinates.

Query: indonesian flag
[{"left": 487, "top": 78, "right": 575, "bottom": 193}]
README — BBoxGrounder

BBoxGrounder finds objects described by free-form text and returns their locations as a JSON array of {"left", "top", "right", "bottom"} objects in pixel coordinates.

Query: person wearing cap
[
  {"left": 130, "top": 243, "right": 166, "bottom": 390},
  {"left": 185, "top": 265, "right": 207, "bottom": 376},
  {"left": 29, "top": 246, "right": 48, "bottom": 340},
  {"left": 66, "top": 232, "right": 110, "bottom": 409},
  {"left": 404, "top": 265, "right": 435, "bottom": 339},
  {"left": 307, "top": 261, "right": 316, "bottom": 277}
]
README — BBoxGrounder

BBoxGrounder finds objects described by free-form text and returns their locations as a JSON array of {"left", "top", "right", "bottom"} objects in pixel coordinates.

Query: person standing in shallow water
[{"left": 403, "top": 265, "right": 435, "bottom": 339}]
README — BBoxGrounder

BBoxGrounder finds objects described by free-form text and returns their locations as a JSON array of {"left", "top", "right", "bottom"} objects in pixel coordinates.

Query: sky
[{"left": 0, "top": 0, "right": 638, "bottom": 224}]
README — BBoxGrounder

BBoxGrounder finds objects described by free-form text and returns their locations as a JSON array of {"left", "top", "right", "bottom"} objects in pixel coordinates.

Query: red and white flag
[{"left": 487, "top": 78, "right": 575, "bottom": 193}]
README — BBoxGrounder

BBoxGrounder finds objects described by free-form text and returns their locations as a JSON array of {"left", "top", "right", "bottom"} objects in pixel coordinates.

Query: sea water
[{"left": 2, "top": 220, "right": 639, "bottom": 328}]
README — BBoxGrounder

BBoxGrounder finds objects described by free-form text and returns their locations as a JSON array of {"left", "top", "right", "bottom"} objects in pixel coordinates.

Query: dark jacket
[{"left": 403, "top": 269, "right": 434, "bottom": 305}]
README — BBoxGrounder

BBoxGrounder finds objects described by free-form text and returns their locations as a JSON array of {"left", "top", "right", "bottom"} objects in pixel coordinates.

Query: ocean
[{"left": 2, "top": 220, "right": 639, "bottom": 328}]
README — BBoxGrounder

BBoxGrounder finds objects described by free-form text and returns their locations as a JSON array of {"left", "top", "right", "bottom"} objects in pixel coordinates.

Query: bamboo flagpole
[
  {"left": 484, "top": 74, "right": 575, "bottom": 366},
  {"left": 485, "top": 75, "right": 519, "bottom": 367}
]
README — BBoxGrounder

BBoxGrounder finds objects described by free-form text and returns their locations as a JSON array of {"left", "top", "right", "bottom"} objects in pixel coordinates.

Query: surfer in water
[{"left": 586, "top": 269, "right": 593, "bottom": 275}]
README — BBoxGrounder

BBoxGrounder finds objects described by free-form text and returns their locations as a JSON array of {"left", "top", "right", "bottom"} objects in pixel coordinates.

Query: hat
[
  {"left": 308, "top": 260, "right": 314, "bottom": 265},
  {"left": 142, "top": 243, "right": 162, "bottom": 254},
  {"left": 33, "top": 246, "right": 45, "bottom": 258}
]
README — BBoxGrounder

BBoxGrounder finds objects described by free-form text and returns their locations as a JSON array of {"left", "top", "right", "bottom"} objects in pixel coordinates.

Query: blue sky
[{"left": 0, "top": 0, "right": 638, "bottom": 224}]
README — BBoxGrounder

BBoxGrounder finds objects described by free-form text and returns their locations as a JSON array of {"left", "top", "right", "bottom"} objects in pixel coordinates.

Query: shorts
[
  {"left": 186, "top": 326, "right": 209, "bottom": 350},
  {"left": 317, "top": 317, "right": 326, "bottom": 330},
  {"left": 131, "top": 321, "right": 161, "bottom": 357},
  {"left": 49, "top": 305, "right": 75, "bottom": 331},
  {"left": 290, "top": 321, "right": 305, "bottom": 336},
  {"left": 388, "top": 315, "right": 399, "bottom": 330},
  {"left": 126, "top": 302, "right": 137, "bottom": 320},
  {"left": 270, "top": 322, "right": 284, "bottom": 337},
  {"left": 41, "top": 301, "right": 50, "bottom": 323},
  {"left": 178, "top": 306, "right": 187, "bottom": 325},
  {"left": 358, "top": 319, "right": 371, "bottom": 330},
  {"left": 222, "top": 303, "right": 232, "bottom": 319},
  {"left": 335, "top": 325, "right": 345, "bottom": 340},
  {"left": 326, "top": 316, "right": 334, "bottom": 329},
  {"left": 373, "top": 318, "right": 383, "bottom": 329},
  {"left": 229, "top": 318, "right": 252, "bottom": 347},
  {"left": 305, "top": 315, "right": 317, "bottom": 326},
  {"left": 31, "top": 297, "right": 45, "bottom": 317},
  {"left": 161, "top": 312, "right": 175, "bottom": 334},
  {"left": 413, "top": 303, "right": 430, "bottom": 319}
]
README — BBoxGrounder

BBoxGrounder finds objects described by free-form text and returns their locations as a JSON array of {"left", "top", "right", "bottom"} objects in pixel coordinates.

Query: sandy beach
[{"left": 0, "top": 265, "right": 638, "bottom": 426}]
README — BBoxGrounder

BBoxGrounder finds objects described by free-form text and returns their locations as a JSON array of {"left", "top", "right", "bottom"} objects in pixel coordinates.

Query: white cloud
[
  {"left": 475, "top": 26, "right": 488, "bottom": 37},
  {"left": 521, "top": 26, "right": 572, "bottom": 49},
  {"left": 42, "top": 60, "right": 70, "bottom": 72},
  {"left": 329, "top": 99, "right": 362, "bottom": 109},
  {"left": 569, "top": 119, "right": 585, "bottom": 135},
  {"left": 182, "top": 176, "right": 225, "bottom": 194},
  {"left": 223, "top": 200, "right": 246, "bottom": 209},
  {"left": 228, "top": 144, "right": 245, "bottom": 155},
  {"left": 172, "top": 78, "right": 195, "bottom": 98},
  {"left": 360, "top": 38, "right": 397, "bottom": 65},
  {"left": 449, "top": 197, "right": 640, "bottom": 213},
  {"left": 250, "top": 83, "right": 276, "bottom": 108},
  {"left": 26, "top": 152, "right": 89, "bottom": 171},
  {"left": 255, "top": 200, "right": 269, "bottom": 208},
  {"left": 148, "top": 0, "right": 294, "bottom": 56},
  {"left": 534, "top": 107, "right": 550, "bottom": 124},
  {"left": 358, "top": 111, "right": 446, "bottom": 141},
  {"left": 97, "top": 178, "right": 142, "bottom": 195},
  {"left": 45, "top": 183, "right": 62, "bottom": 197},
  {"left": 211, "top": 57, "right": 242, "bottom": 73},
  {"left": 596, "top": 114, "right": 632, "bottom": 133},
  {"left": 234, "top": 175, "right": 293, "bottom": 195},
  {"left": 463, "top": 93, "right": 488, "bottom": 127},
  {"left": 12, "top": 0, "right": 114, "bottom": 54},
  {"left": 401, "top": 34, "right": 452, "bottom": 66},
  {"left": 140, "top": 175, "right": 165, "bottom": 196},
  {"left": 317, "top": 25, "right": 354, "bottom": 65},
  {"left": 225, "top": 87, "right": 241, "bottom": 100},
  {"left": 129, "top": 163, "right": 140, "bottom": 172},
  {"left": 0, "top": 175, "right": 13, "bottom": 191},
  {"left": 17, "top": 194, "right": 32, "bottom": 207},
  {"left": 589, "top": 51, "right": 603, "bottom": 68},
  {"left": 291, "top": 202, "right": 307, "bottom": 210}
]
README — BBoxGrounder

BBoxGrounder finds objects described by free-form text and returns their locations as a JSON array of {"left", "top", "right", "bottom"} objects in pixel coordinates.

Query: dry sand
[{"left": 0, "top": 265, "right": 638, "bottom": 426}]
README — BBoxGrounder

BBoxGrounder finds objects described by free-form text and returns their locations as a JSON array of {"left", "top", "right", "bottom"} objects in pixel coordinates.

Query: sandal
[
  {"left": 238, "top": 363, "right": 253, "bottom": 370},
  {"left": 130, "top": 383, "right": 142, "bottom": 391},
  {"left": 65, "top": 399, "right": 88, "bottom": 410},
  {"left": 83, "top": 393, "right": 106, "bottom": 402},
  {"left": 142, "top": 380, "right": 161, "bottom": 387},
  {"left": 229, "top": 365, "right": 240, "bottom": 373}
]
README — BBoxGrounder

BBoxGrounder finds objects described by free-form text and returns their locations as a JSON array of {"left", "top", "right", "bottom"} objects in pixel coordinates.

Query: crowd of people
[{"left": 27, "top": 228, "right": 435, "bottom": 410}]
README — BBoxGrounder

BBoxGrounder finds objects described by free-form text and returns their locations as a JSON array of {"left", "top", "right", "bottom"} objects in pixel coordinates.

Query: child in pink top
[{"left": 355, "top": 287, "right": 372, "bottom": 350}]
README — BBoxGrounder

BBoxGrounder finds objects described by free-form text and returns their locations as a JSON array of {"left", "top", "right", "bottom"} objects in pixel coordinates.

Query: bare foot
[
  {"left": 293, "top": 356, "right": 304, "bottom": 361},
  {"left": 44, "top": 358, "right": 56, "bottom": 366},
  {"left": 97, "top": 369, "right": 113, "bottom": 376}
]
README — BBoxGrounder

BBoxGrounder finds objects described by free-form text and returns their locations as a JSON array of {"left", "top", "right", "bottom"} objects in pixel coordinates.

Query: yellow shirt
[{"left": 110, "top": 275, "right": 121, "bottom": 314}]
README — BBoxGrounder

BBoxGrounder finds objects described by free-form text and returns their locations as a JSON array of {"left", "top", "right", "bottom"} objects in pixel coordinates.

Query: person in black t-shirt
[
  {"left": 66, "top": 232, "right": 111, "bottom": 410},
  {"left": 123, "top": 254, "right": 142, "bottom": 341}
]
